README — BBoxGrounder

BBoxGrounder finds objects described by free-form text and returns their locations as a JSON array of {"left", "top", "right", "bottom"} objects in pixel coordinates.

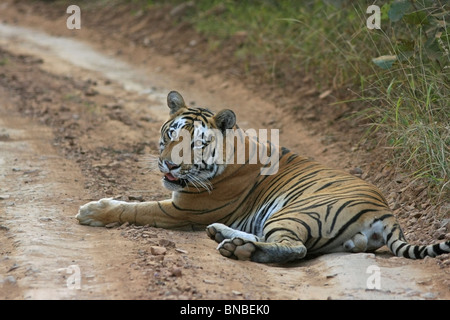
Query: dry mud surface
[{"left": 0, "top": 2, "right": 448, "bottom": 300}]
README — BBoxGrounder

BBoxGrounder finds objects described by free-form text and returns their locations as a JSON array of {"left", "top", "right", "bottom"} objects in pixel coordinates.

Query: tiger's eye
[{"left": 169, "top": 129, "right": 178, "bottom": 140}]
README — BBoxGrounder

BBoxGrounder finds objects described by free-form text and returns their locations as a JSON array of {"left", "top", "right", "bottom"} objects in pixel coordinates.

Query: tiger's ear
[
  {"left": 214, "top": 109, "right": 236, "bottom": 132},
  {"left": 167, "top": 91, "right": 186, "bottom": 115}
]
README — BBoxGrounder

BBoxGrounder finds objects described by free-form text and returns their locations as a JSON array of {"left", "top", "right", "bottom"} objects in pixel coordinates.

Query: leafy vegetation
[
  {"left": 144, "top": 0, "right": 448, "bottom": 198},
  {"left": 356, "top": 0, "right": 449, "bottom": 198}
]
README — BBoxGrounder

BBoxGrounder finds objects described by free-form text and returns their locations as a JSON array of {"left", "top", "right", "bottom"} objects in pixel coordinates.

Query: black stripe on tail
[{"left": 384, "top": 223, "right": 450, "bottom": 259}]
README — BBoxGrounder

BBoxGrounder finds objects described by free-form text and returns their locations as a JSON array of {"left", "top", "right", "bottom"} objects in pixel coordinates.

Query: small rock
[
  {"left": 150, "top": 255, "right": 164, "bottom": 262},
  {"left": 416, "top": 279, "right": 431, "bottom": 286},
  {"left": 175, "top": 248, "right": 188, "bottom": 254},
  {"left": 232, "top": 290, "right": 242, "bottom": 296},
  {"left": 0, "top": 195, "right": 10, "bottom": 200},
  {"left": 113, "top": 195, "right": 128, "bottom": 201},
  {"left": 349, "top": 167, "right": 363, "bottom": 175},
  {"left": 142, "top": 231, "right": 158, "bottom": 238},
  {"left": 170, "top": 267, "right": 182, "bottom": 277},
  {"left": 404, "top": 290, "right": 421, "bottom": 297},
  {"left": 84, "top": 88, "right": 98, "bottom": 96},
  {"left": 159, "top": 239, "right": 176, "bottom": 248},
  {"left": 150, "top": 246, "right": 167, "bottom": 255},
  {"left": 203, "top": 279, "right": 215, "bottom": 284},
  {"left": 128, "top": 195, "right": 144, "bottom": 202}
]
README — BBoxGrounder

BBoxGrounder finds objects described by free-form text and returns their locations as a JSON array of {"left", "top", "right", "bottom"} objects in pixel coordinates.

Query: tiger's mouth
[
  {"left": 161, "top": 164, "right": 216, "bottom": 192},
  {"left": 164, "top": 172, "right": 178, "bottom": 182},
  {"left": 163, "top": 173, "right": 187, "bottom": 188}
]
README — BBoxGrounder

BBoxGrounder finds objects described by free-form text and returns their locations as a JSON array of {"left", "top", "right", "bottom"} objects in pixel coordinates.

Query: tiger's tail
[{"left": 383, "top": 217, "right": 450, "bottom": 259}]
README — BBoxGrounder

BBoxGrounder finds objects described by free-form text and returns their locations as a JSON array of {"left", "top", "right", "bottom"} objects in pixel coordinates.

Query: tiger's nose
[{"left": 164, "top": 160, "right": 179, "bottom": 170}]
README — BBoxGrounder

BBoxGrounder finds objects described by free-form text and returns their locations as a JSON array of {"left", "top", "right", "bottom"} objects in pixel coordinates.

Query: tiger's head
[{"left": 158, "top": 91, "right": 237, "bottom": 192}]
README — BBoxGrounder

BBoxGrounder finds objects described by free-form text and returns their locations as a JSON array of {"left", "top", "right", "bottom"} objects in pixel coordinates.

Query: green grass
[
  {"left": 353, "top": 0, "right": 450, "bottom": 199},
  {"left": 187, "top": 0, "right": 372, "bottom": 87},
  {"left": 142, "top": 0, "right": 449, "bottom": 199}
]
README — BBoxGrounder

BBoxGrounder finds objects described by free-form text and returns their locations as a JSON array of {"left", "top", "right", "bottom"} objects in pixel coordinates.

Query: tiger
[{"left": 76, "top": 91, "right": 450, "bottom": 263}]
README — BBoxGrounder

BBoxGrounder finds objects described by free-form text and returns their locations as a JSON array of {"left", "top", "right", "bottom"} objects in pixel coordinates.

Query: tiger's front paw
[
  {"left": 206, "top": 223, "right": 259, "bottom": 244},
  {"left": 76, "top": 198, "right": 123, "bottom": 227},
  {"left": 217, "top": 237, "right": 256, "bottom": 261}
]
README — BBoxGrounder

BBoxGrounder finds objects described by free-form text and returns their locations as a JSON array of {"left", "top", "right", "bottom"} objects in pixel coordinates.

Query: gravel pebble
[{"left": 150, "top": 246, "right": 167, "bottom": 255}]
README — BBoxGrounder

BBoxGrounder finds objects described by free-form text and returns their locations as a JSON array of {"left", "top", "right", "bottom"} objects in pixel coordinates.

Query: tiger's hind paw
[
  {"left": 206, "top": 223, "right": 226, "bottom": 243},
  {"left": 217, "top": 237, "right": 256, "bottom": 261}
]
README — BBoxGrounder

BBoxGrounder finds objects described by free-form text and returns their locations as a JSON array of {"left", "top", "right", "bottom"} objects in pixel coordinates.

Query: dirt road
[{"left": 0, "top": 2, "right": 448, "bottom": 300}]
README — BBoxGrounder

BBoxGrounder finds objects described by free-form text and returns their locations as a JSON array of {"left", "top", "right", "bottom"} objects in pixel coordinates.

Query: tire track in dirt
[
  {"left": 0, "top": 101, "right": 139, "bottom": 299},
  {"left": 0, "top": 23, "right": 170, "bottom": 298},
  {"left": 0, "top": 10, "right": 448, "bottom": 300}
]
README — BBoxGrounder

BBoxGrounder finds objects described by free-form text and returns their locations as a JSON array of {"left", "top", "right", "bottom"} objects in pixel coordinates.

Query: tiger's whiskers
[
  {"left": 185, "top": 173, "right": 213, "bottom": 194},
  {"left": 138, "top": 154, "right": 159, "bottom": 175}
]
